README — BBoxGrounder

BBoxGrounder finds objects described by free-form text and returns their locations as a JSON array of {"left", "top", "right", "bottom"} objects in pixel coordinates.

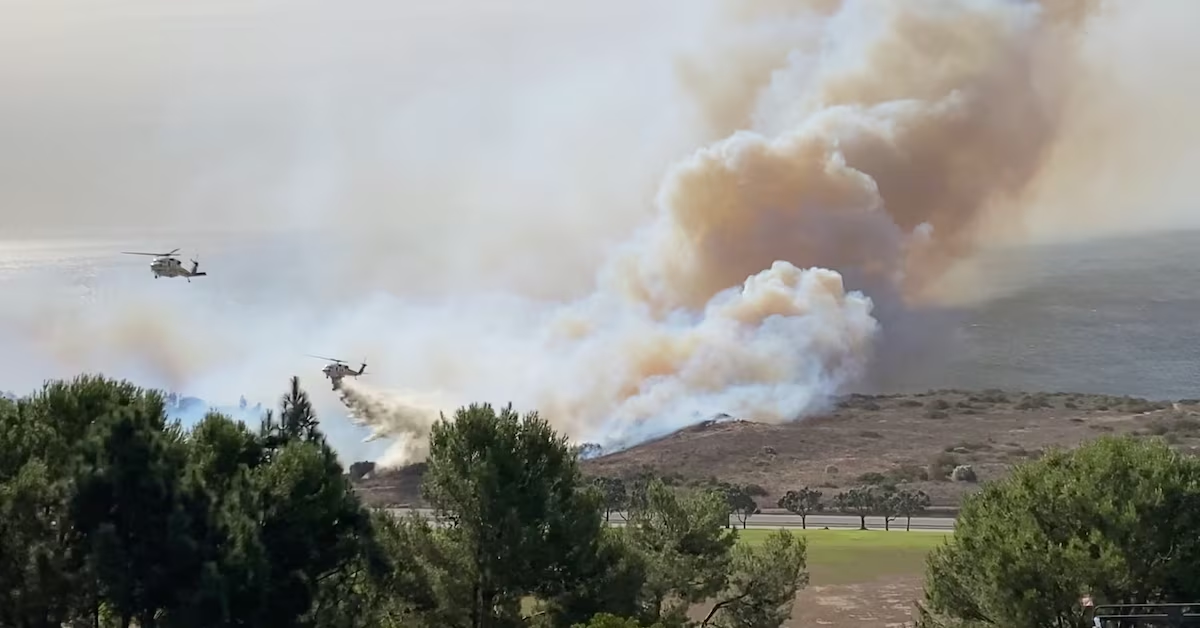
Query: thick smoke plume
[
  {"left": 336, "top": 0, "right": 1108, "bottom": 464},
  {"left": 651, "top": 0, "right": 1098, "bottom": 309},
  {"left": 334, "top": 260, "right": 877, "bottom": 465},
  {"left": 533, "top": 262, "right": 877, "bottom": 449},
  {"left": 4, "top": 0, "right": 1199, "bottom": 466}
]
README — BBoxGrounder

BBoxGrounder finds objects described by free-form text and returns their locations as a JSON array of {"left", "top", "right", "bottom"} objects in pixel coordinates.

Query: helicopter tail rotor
[{"left": 187, "top": 254, "right": 207, "bottom": 280}]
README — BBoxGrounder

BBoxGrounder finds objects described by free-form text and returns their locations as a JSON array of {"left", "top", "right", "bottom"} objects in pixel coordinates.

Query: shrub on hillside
[
  {"left": 856, "top": 472, "right": 888, "bottom": 485},
  {"left": 951, "top": 465, "right": 977, "bottom": 483},
  {"left": 929, "top": 453, "right": 959, "bottom": 481},
  {"left": 743, "top": 483, "right": 768, "bottom": 497},
  {"left": 968, "top": 390, "right": 1009, "bottom": 404},
  {"left": 1016, "top": 394, "right": 1052, "bottom": 410},
  {"left": 1123, "top": 398, "right": 1165, "bottom": 414},
  {"left": 348, "top": 460, "right": 376, "bottom": 481},
  {"left": 886, "top": 464, "right": 930, "bottom": 483}
]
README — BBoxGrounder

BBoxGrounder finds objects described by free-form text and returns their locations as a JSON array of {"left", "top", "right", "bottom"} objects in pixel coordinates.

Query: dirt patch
[{"left": 789, "top": 575, "right": 925, "bottom": 628}]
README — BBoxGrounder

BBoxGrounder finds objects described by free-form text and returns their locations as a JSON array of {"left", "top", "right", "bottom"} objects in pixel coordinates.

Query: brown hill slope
[{"left": 353, "top": 389, "right": 1200, "bottom": 508}]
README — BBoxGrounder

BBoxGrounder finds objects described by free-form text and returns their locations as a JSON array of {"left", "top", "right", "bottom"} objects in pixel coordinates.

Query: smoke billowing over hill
[{"left": 3, "top": 0, "right": 1200, "bottom": 465}]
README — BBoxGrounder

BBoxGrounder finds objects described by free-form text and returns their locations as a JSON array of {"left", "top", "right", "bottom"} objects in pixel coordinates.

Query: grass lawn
[
  {"left": 738, "top": 528, "right": 952, "bottom": 585},
  {"left": 523, "top": 529, "right": 952, "bottom": 622}
]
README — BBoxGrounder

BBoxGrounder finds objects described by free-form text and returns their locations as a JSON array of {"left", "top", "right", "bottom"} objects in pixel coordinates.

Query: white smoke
[
  {"left": 538, "top": 261, "right": 878, "bottom": 449},
  {"left": 4, "top": 0, "right": 1197, "bottom": 466},
  {"left": 337, "top": 380, "right": 444, "bottom": 466},
  {"left": 337, "top": 0, "right": 1107, "bottom": 465},
  {"left": 336, "top": 261, "right": 877, "bottom": 465}
]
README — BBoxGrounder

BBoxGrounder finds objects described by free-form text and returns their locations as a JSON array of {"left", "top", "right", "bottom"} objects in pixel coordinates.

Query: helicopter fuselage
[
  {"left": 321, "top": 362, "right": 366, "bottom": 390},
  {"left": 122, "top": 249, "right": 207, "bottom": 282},
  {"left": 149, "top": 257, "right": 206, "bottom": 281}
]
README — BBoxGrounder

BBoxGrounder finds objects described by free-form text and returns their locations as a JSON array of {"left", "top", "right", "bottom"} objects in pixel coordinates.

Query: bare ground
[
  {"left": 353, "top": 389, "right": 1200, "bottom": 508},
  {"left": 686, "top": 576, "right": 923, "bottom": 628},
  {"left": 788, "top": 575, "right": 926, "bottom": 628}
]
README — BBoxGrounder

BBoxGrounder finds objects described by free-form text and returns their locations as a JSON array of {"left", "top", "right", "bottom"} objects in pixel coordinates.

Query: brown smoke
[
  {"left": 12, "top": 0, "right": 1195, "bottom": 467},
  {"left": 655, "top": 0, "right": 1104, "bottom": 313},
  {"left": 675, "top": 0, "right": 845, "bottom": 138},
  {"left": 339, "top": 0, "right": 1127, "bottom": 464},
  {"left": 1012, "top": 0, "right": 1200, "bottom": 240},
  {"left": 10, "top": 300, "right": 221, "bottom": 391}
]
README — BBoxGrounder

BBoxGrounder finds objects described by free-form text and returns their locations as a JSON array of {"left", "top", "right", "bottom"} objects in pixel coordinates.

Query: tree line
[
  {"left": 589, "top": 476, "right": 931, "bottom": 531},
  {"left": 7, "top": 374, "right": 1200, "bottom": 628},
  {"left": 0, "top": 375, "right": 808, "bottom": 628}
]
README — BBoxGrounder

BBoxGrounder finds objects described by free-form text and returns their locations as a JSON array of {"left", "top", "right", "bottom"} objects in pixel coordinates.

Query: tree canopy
[
  {"left": 25, "top": 374, "right": 1193, "bottom": 628},
  {"left": 0, "top": 374, "right": 815, "bottom": 628},
  {"left": 777, "top": 488, "right": 823, "bottom": 530},
  {"left": 419, "top": 402, "right": 608, "bottom": 628},
  {"left": 921, "top": 436, "right": 1200, "bottom": 628},
  {"left": 0, "top": 375, "right": 419, "bottom": 628}
]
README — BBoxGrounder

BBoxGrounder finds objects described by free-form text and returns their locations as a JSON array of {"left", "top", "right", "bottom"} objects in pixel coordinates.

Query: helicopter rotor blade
[
  {"left": 121, "top": 250, "right": 179, "bottom": 257},
  {"left": 306, "top": 354, "right": 347, "bottom": 363}
]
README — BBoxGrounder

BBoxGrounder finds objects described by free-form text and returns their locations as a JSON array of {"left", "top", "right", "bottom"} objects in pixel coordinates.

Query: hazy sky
[
  {"left": 1, "top": 0, "right": 711, "bottom": 249},
  {"left": 5, "top": 0, "right": 1199, "bottom": 248},
  {"left": 0, "top": 0, "right": 722, "bottom": 461}
]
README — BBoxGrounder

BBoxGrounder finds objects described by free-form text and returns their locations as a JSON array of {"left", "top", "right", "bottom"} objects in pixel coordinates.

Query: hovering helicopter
[
  {"left": 120, "top": 248, "right": 207, "bottom": 282},
  {"left": 307, "top": 355, "right": 368, "bottom": 390}
]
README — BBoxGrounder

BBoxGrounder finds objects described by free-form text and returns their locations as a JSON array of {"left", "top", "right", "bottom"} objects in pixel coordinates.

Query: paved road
[{"left": 386, "top": 508, "right": 955, "bottom": 532}]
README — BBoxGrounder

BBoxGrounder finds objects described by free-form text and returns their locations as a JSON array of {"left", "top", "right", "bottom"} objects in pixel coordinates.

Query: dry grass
[
  {"left": 578, "top": 390, "right": 1195, "bottom": 508},
  {"left": 354, "top": 390, "right": 1200, "bottom": 510},
  {"left": 790, "top": 576, "right": 926, "bottom": 628}
]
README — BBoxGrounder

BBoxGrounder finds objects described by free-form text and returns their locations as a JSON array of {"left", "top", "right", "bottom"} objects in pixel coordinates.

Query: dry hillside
[{"left": 353, "top": 389, "right": 1200, "bottom": 508}]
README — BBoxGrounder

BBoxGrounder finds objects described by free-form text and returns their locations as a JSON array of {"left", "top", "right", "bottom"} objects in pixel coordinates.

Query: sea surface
[
  {"left": 1, "top": 228, "right": 1198, "bottom": 405},
  {"left": 884, "top": 229, "right": 1200, "bottom": 400}
]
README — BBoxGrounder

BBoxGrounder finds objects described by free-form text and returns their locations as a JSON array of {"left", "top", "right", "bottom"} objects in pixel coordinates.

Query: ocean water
[
  {"left": 1, "top": 228, "right": 1198, "bottom": 416},
  {"left": 884, "top": 229, "right": 1200, "bottom": 400}
]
